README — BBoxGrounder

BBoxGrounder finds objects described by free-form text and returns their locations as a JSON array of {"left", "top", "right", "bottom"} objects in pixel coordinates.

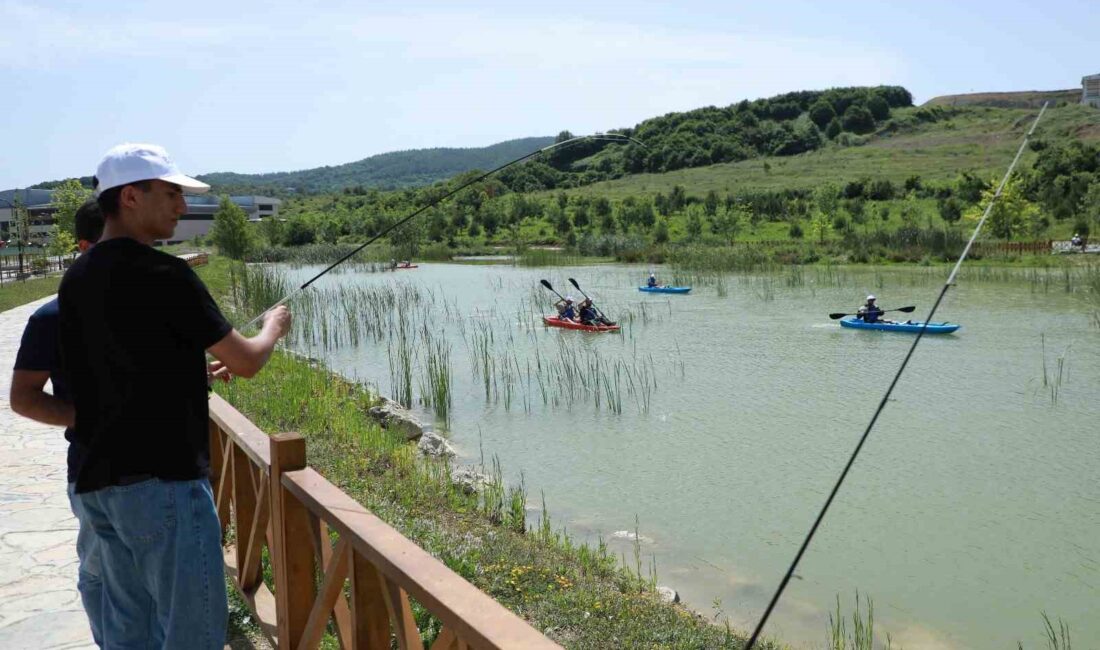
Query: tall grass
[{"left": 827, "top": 593, "right": 891, "bottom": 650}]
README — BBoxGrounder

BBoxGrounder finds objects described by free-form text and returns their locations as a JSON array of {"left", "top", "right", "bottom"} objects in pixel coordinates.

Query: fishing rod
[
  {"left": 241, "top": 133, "right": 646, "bottom": 329},
  {"left": 743, "top": 102, "right": 1048, "bottom": 649}
]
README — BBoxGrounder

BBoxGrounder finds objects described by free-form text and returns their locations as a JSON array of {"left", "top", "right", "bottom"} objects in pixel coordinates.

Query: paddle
[
  {"left": 568, "top": 278, "right": 615, "bottom": 324},
  {"left": 829, "top": 305, "right": 916, "bottom": 320},
  {"left": 539, "top": 278, "right": 566, "bottom": 302}
]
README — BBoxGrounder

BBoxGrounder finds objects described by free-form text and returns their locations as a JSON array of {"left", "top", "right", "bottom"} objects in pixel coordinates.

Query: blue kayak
[
  {"left": 839, "top": 316, "right": 959, "bottom": 334},
  {"left": 638, "top": 286, "right": 692, "bottom": 294}
]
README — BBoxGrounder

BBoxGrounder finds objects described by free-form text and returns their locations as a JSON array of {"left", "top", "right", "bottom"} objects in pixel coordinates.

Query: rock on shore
[{"left": 367, "top": 398, "right": 425, "bottom": 440}]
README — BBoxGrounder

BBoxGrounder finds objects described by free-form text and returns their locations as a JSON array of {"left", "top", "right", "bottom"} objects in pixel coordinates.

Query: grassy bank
[
  {"left": 0, "top": 275, "right": 61, "bottom": 312},
  {"left": 202, "top": 256, "right": 776, "bottom": 649}
]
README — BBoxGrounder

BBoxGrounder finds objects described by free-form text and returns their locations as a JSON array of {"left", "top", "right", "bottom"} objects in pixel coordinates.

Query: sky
[{"left": 1, "top": 0, "right": 1096, "bottom": 189}]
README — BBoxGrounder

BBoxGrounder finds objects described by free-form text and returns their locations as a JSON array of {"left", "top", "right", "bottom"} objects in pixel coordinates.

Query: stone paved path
[{"left": 0, "top": 295, "right": 96, "bottom": 650}]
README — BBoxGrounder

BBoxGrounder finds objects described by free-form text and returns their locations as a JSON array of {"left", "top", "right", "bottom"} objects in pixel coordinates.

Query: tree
[
  {"left": 866, "top": 95, "right": 890, "bottom": 121},
  {"left": 711, "top": 205, "right": 745, "bottom": 243},
  {"left": 653, "top": 219, "right": 670, "bottom": 244},
  {"left": 810, "top": 211, "right": 831, "bottom": 243},
  {"left": 814, "top": 183, "right": 841, "bottom": 220},
  {"left": 259, "top": 216, "right": 283, "bottom": 246},
  {"left": 867, "top": 179, "right": 895, "bottom": 201},
  {"left": 1079, "top": 181, "right": 1100, "bottom": 228},
  {"left": 51, "top": 179, "right": 92, "bottom": 237},
  {"left": 899, "top": 192, "right": 920, "bottom": 227},
  {"left": 704, "top": 190, "right": 719, "bottom": 217},
  {"left": 46, "top": 225, "right": 76, "bottom": 267},
  {"left": 210, "top": 195, "right": 252, "bottom": 259},
  {"left": 283, "top": 218, "right": 316, "bottom": 245},
  {"left": 963, "top": 176, "right": 1038, "bottom": 240},
  {"left": 825, "top": 117, "right": 842, "bottom": 140},
  {"left": 841, "top": 104, "right": 875, "bottom": 134},
  {"left": 685, "top": 205, "right": 704, "bottom": 239},
  {"left": 938, "top": 197, "right": 963, "bottom": 225},
  {"left": 809, "top": 100, "right": 836, "bottom": 129}
]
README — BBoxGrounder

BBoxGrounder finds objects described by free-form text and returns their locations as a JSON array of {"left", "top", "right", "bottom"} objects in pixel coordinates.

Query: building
[
  {"left": 0, "top": 189, "right": 58, "bottom": 246},
  {"left": 0, "top": 188, "right": 280, "bottom": 246},
  {"left": 1083, "top": 74, "right": 1100, "bottom": 108},
  {"left": 165, "top": 194, "right": 281, "bottom": 245}
]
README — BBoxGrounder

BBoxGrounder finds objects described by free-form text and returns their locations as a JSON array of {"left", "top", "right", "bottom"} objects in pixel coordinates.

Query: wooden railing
[{"left": 208, "top": 394, "right": 560, "bottom": 649}]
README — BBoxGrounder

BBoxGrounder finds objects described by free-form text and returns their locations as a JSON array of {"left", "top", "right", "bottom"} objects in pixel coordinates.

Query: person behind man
[
  {"left": 10, "top": 200, "right": 105, "bottom": 644},
  {"left": 554, "top": 295, "right": 577, "bottom": 321},
  {"left": 856, "top": 295, "right": 890, "bottom": 323},
  {"left": 59, "top": 143, "right": 292, "bottom": 649}
]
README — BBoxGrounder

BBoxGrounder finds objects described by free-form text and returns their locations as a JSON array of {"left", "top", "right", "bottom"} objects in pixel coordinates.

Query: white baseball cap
[
  {"left": 95, "top": 143, "right": 210, "bottom": 196},
  {"left": 866, "top": 294, "right": 876, "bottom": 300}
]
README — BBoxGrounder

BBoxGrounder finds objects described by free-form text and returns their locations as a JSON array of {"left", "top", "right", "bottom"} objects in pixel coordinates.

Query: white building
[
  {"left": 1083, "top": 74, "right": 1100, "bottom": 108},
  {"left": 0, "top": 188, "right": 280, "bottom": 247}
]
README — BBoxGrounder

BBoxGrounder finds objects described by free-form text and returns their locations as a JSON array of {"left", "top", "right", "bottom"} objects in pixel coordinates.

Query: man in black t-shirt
[
  {"left": 10, "top": 200, "right": 105, "bottom": 644},
  {"left": 59, "top": 143, "right": 291, "bottom": 649}
]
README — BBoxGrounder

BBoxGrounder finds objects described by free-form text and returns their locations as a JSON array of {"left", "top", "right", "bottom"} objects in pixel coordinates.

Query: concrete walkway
[{"left": 0, "top": 295, "right": 95, "bottom": 650}]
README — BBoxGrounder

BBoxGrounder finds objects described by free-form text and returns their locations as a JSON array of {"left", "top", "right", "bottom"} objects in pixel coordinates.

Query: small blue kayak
[
  {"left": 638, "top": 286, "right": 692, "bottom": 294},
  {"left": 840, "top": 317, "right": 959, "bottom": 334}
]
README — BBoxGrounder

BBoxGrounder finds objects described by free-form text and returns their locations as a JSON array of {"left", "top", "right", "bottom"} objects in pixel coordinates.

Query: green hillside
[
  {"left": 923, "top": 89, "right": 1080, "bottom": 108},
  {"left": 195, "top": 136, "right": 555, "bottom": 194},
  {"left": 562, "top": 103, "right": 1100, "bottom": 199}
]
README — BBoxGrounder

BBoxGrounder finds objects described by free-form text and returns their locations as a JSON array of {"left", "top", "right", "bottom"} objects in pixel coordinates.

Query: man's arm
[
  {"left": 9, "top": 370, "right": 75, "bottom": 427},
  {"left": 206, "top": 306, "right": 291, "bottom": 379}
]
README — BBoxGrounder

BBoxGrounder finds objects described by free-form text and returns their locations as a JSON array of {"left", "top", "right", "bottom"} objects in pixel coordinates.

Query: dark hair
[
  {"left": 74, "top": 200, "right": 105, "bottom": 243},
  {"left": 97, "top": 180, "right": 152, "bottom": 217}
]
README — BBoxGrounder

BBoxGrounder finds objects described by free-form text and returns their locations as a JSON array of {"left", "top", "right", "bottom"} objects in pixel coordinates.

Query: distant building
[
  {"left": 0, "top": 189, "right": 58, "bottom": 245},
  {"left": 1083, "top": 74, "right": 1100, "bottom": 108},
  {"left": 0, "top": 189, "right": 280, "bottom": 246},
  {"left": 167, "top": 194, "right": 281, "bottom": 245}
]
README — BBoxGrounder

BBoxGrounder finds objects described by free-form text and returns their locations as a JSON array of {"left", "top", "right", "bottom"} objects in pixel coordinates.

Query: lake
[{"left": 274, "top": 261, "right": 1099, "bottom": 649}]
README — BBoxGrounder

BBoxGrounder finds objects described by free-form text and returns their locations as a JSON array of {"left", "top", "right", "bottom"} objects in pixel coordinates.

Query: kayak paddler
[
  {"left": 856, "top": 295, "right": 891, "bottom": 324},
  {"left": 555, "top": 295, "right": 578, "bottom": 321},
  {"left": 578, "top": 297, "right": 615, "bottom": 326},
  {"left": 646, "top": 273, "right": 659, "bottom": 288}
]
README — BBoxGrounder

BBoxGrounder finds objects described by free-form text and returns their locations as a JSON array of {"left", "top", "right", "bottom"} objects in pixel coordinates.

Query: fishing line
[
  {"left": 743, "top": 102, "right": 1048, "bottom": 649},
  {"left": 240, "top": 133, "right": 646, "bottom": 329}
]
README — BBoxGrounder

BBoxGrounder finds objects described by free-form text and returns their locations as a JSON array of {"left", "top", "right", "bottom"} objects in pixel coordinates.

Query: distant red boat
[
  {"left": 542, "top": 315, "right": 620, "bottom": 333},
  {"left": 391, "top": 263, "right": 418, "bottom": 270}
]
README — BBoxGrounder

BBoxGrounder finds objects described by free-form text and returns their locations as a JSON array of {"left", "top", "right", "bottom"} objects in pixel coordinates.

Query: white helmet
[
  {"left": 866, "top": 295, "right": 876, "bottom": 301},
  {"left": 565, "top": 295, "right": 575, "bottom": 302}
]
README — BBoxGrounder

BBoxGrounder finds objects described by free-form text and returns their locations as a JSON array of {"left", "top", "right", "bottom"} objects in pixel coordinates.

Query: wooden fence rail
[{"left": 207, "top": 394, "right": 560, "bottom": 650}]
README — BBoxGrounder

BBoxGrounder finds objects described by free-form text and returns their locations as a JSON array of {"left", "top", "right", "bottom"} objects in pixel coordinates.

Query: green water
[{"left": 279, "top": 262, "right": 1099, "bottom": 649}]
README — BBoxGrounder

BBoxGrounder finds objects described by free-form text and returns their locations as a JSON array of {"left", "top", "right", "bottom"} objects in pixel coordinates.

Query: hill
[
  {"left": 923, "top": 89, "right": 1080, "bottom": 109},
  {"left": 561, "top": 103, "right": 1100, "bottom": 200},
  {"left": 196, "top": 136, "right": 555, "bottom": 194}
]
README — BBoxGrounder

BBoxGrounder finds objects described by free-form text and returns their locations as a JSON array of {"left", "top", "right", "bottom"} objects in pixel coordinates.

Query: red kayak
[
  {"left": 392, "top": 264, "right": 418, "bottom": 270},
  {"left": 542, "top": 315, "right": 620, "bottom": 332}
]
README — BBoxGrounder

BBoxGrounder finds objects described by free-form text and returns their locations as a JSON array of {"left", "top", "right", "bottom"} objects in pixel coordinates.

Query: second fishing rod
[{"left": 240, "top": 134, "right": 645, "bottom": 330}]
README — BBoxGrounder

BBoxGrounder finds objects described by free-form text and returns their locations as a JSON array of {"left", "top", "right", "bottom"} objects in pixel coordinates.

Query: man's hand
[
  {"left": 207, "top": 360, "right": 233, "bottom": 385},
  {"left": 262, "top": 305, "right": 292, "bottom": 339}
]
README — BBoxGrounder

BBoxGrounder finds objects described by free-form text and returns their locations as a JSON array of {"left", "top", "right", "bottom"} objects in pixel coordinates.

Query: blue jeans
[
  {"left": 68, "top": 483, "right": 104, "bottom": 646},
  {"left": 77, "top": 478, "right": 228, "bottom": 650}
]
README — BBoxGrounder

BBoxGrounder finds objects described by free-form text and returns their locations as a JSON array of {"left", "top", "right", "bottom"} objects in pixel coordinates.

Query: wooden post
[
  {"left": 208, "top": 421, "right": 230, "bottom": 536},
  {"left": 349, "top": 550, "right": 390, "bottom": 649},
  {"left": 270, "top": 433, "right": 313, "bottom": 648},
  {"left": 231, "top": 442, "right": 257, "bottom": 581}
]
